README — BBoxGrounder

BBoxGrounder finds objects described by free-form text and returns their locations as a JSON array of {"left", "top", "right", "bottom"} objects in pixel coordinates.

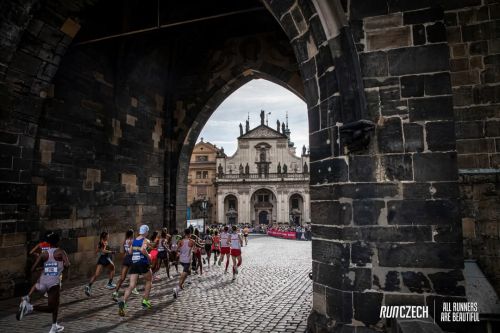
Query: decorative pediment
[{"left": 239, "top": 125, "right": 287, "bottom": 140}]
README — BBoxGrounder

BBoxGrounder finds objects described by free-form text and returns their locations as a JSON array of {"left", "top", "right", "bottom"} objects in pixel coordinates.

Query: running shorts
[
  {"left": 97, "top": 255, "right": 113, "bottom": 266},
  {"left": 230, "top": 249, "right": 241, "bottom": 257},
  {"left": 150, "top": 249, "right": 158, "bottom": 261},
  {"left": 35, "top": 282, "right": 60, "bottom": 294},
  {"left": 122, "top": 254, "right": 132, "bottom": 267},
  {"left": 204, "top": 244, "right": 212, "bottom": 253},
  {"left": 180, "top": 262, "right": 191, "bottom": 273},
  {"left": 243, "top": 234, "right": 248, "bottom": 238},
  {"left": 158, "top": 251, "right": 168, "bottom": 260},
  {"left": 129, "top": 263, "right": 150, "bottom": 275},
  {"left": 220, "top": 247, "right": 230, "bottom": 255}
]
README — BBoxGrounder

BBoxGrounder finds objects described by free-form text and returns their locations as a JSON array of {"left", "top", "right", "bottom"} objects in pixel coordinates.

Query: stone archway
[
  {"left": 223, "top": 194, "right": 238, "bottom": 225},
  {"left": 251, "top": 188, "right": 276, "bottom": 226},
  {"left": 289, "top": 193, "right": 304, "bottom": 225},
  {"left": 0, "top": 1, "right": 471, "bottom": 331},
  {"left": 174, "top": 32, "right": 306, "bottom": 231}
]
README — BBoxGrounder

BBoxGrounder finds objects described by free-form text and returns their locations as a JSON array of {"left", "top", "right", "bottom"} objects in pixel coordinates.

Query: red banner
[{"left": 267, "top": 230, "right": 296, "bottom": 239}]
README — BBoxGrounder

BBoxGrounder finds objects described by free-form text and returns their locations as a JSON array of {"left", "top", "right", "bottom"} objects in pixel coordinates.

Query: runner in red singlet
[
  {"left": 229, "top": 225, "right": 243, "bottom": 280},
  {"left": 218, "top": 226, "right": 231, "bottom": 273},
  {"left": 211, "top": 230, "right": 221, "bottom": 265}
]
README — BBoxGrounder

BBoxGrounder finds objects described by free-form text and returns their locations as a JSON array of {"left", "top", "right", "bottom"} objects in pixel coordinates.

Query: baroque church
[{"left": 215, "top": 111, "right": 310, "bottom": 226}]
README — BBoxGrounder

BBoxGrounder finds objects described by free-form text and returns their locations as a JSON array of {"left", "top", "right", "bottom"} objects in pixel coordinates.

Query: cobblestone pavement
[{"left": 0, "top": 236, "right": 312, "bottom": 332}]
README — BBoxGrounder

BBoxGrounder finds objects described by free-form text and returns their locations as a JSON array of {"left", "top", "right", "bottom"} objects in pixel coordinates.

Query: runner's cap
[{"left": 139, "top": 224, "right": 149, "bottom": 235}]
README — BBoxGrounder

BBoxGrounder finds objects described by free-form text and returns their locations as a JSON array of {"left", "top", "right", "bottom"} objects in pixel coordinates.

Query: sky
[{"left": 198, "top": 79, "right": 308, "bottom": 156}]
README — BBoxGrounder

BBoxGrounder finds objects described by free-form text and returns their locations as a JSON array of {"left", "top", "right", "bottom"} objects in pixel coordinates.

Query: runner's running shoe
[
  {"left": 84, "top": 285, "right": 91, "bottom": 297},
  {"left": 106, "top": 282, "right": 116, "bottom": 289},
  {"left": 141, "top": 299, "right": 152, "bottom": 309},
  {"left": 16, "top": 300, "right": 32, "bottom": 321},
  {"left": 118, "top": 301, "right": 126, "bottom": 316},
  {"left": 131, "top": 288, "right": 139, "bottom": 295}
]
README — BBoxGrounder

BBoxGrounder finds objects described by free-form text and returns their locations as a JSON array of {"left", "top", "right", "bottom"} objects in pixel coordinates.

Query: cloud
[{"left": 199, "top": 79, "right": 309, "bottom": 155}]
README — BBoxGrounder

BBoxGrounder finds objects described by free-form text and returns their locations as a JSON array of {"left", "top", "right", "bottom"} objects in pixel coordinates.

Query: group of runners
[{"left": 16, "top": 223, "right": 247, "bottom": 331}]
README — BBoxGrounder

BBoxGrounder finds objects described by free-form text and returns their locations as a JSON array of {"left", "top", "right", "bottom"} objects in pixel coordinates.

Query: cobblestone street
[{"left": 0, "top": 236, "right": 311, "bottom": 332}]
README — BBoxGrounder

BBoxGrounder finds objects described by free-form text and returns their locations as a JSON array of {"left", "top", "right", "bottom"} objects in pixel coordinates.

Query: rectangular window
[
  {"left": 229, "top": 199, "right": 236, "bottom": 209},
  {"left": 292, "top": 198, "right": 299, "bottom": 209},
  {"left": 196, "top": 155, "right": 208, "bottom": 162},
  {"left": 202, "top": 171, "right": 209, "bottom": 179},
  {"left": 196, "top": 171, "right": 202, "bottom": 179},
  {"left": 258, "top": 195, "right": 269, "bottom": 202}
]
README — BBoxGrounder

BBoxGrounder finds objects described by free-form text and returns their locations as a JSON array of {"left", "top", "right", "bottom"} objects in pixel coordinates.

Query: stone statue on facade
[
  {"left": 218, "top": 164, "right": 223, "bottom": 176},
  {"left": 303, "top": 162, "right": 308, "bottom": 174},
  {"left": 239, "top": 163, "right": 244, "bottom": 175},
  {"left": 282, "top": 122, "right": 286, "bottom": 134},
  {"left": 277, "top": 162, "right": 281, "bottom": 174},
  {"left": 245, "top": 163, "right": 249, "bottom": 174},
  {"left": 260, "top": 110, "right": 265, "bottom": 125},
  {"left": 276, "top": 120, "right": 280, "bottom": 132},
  {"left": 239, "top": 123, "right": 243, "bottom": 136},
  {"left": 245, "top": 119, "right": 249, "bottom": 133},
  {"left": 283, "top": 163, "right": 288, "bottom": 174},
  {"left": 302, "top": 145, "right": 306, "bottom": 156}
]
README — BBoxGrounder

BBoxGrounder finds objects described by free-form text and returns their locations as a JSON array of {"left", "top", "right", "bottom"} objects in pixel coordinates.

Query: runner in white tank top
[
  {"left": 173, "top": 228, "right": 194, "bottom": 299},
  {"left": 218, "top": 226, "right": 231, "bottom": 273},
  {"left": 17, "top": 232, "right": 70, "bottom": 333},
  {"left": 229, "top": 225, "right": 243, "bottom": 280}
]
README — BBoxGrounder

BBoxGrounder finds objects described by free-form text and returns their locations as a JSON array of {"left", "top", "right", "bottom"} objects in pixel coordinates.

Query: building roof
[
  {"left": 193, "top": 140, "right": 220, "bottom": 153},
  {"left": 238, "top": 124, "right": 288, "bottom": 140}
]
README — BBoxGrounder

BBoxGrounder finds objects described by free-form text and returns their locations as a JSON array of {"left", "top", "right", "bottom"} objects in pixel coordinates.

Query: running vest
[
  {"left": 171, "top": 235, "right": 179, "bottom": 251},
  {"left": 131, "top": 238, "right": 148, "bottom": 264},
  {"left": 212, "top": 236, "right": 220, "bottom": 250},
  {"left": 178, "top": 238, "right": 192, "bottom": 264},
  {"left": 40, "top": 248, "right": 63, "bottom": 287},
  {"left": 204, "top": 234, "right": 212, "bottom": 245},
  {"left": 124, "top": 239, "right": 132, "bottom": 254},
  {"left": 220, "top": 232, "right": 230, "bottom": 248},
  {"left": 230, "top": 233, "right": 241, "bottom": 250},
  {"left": 98, "top": 241, "right": 110, "bottom": 258},
  {"left": 158, "top": 238, "right": 166, "bottom": 252}
]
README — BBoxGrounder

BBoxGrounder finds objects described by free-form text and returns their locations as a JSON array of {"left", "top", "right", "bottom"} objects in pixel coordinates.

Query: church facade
[{"left": 215, "top": 111, "right": 310, "bottom": 226}]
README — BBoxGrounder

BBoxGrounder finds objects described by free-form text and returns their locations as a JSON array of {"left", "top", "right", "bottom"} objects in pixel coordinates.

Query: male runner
[
  {"left": 173, "top": 228, "right": 194, "bottom": 299},
  {"left": 118, "top": 224, "right": 152, "bottom": 316},
  {"left": 17, "top": 232, "right": 70, "bottom": 333},
  {"left": 243, "top": 225, "right": 249, "bottom": 246},
  {"left": 218, "top": 226, "right": 231, "bottom": 274},
  {"left": 229, "top": 225, "right": 243, "bottom": 280}
]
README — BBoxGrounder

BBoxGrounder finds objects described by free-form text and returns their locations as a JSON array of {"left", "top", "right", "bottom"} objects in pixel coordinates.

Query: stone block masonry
[
  {"left": 444, "top": 0, "right": 500, "bottom": 300},
  {"left": 0, "top": 0, "right": 497, "bottom": 332}
]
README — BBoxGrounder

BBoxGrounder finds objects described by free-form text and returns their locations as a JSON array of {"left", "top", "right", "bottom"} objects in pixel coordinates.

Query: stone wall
[
  {"left": 30, "top": 42, "right": 167, "bottom": 279},
  {"left": 0, "top": 0, "right": 82, "bottom": 298},
  {"left": 444, "top": 0, "right": 500, "bottom": 295},
  {"left": 309, "top": 0, "right": 467, "bottom": 331},
  {"left": 0, "top": 0, "right": 167, "bottom": 295},
  {"left": 0, "top": 1, "right": 498, "bottom": 332}
]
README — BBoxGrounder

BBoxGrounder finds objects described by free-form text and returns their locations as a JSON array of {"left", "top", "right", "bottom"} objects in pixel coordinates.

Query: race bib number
[
  {"left": 132, "top": 253, "right": 141, "bottom": 263},
  {"left": 44, "top": 262, "right": 59, "bottom": 276}
]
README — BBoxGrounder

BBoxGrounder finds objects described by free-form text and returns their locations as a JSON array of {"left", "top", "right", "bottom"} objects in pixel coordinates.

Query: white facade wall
[{"left": 215, "top": 123, "right": 310, "bottom": 226}]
